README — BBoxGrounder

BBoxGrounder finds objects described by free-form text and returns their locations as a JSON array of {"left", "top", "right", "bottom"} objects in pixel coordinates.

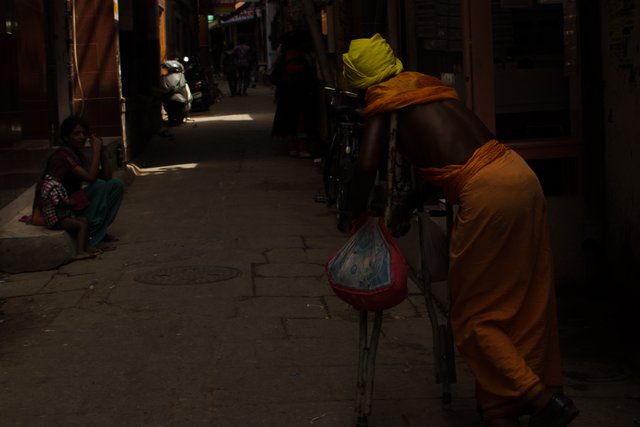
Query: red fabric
[
  {"left": 68, "top": 189, "right": 90, "bottom": 211},
  {"left": 326, "top": 217, "right": 408, "bottom": 311}
]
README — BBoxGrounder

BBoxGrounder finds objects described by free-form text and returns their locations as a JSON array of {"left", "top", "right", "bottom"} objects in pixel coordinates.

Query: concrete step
[
  {"left": 0, "top": 137, "right": 132, "bottom": 273},
  {"left": 0, "top": 183, "right": 76, "bottom": 273},
  {"left": 0, "top": 139, "right": 53, "bottom": 171},
  {"left": 0, "top": 172, "right": 40, "bottom": 191},
  {"left": 0, "top": 164, "right": 136, "bottom": 274},
  {"left": 0, "top": 212, "right": 76, "bottom": 273},
  {"left": 0, "top": 140, "right": 53, "bottom": 211}
]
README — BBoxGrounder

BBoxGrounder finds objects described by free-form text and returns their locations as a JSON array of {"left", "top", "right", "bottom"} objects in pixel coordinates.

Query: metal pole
[{"left": 301, "top": 0, "right": 336, "bottom": 87}]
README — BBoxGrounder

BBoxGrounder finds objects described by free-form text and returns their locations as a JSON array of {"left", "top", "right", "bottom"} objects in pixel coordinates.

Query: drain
[
  {"left": 564, "top": 361, "right": 631, "bottom": 383},
  {"left": 134, "top": 265, "right": 241, "bottom": 286}
]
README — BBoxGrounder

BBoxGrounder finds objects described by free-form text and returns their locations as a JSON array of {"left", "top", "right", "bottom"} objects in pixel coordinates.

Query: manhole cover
[
  {"left": 564, "top": 361, "right": 631, "bottom": 383},
  {"left": 134, "top": 265, "right": 241, "bottom": 286}
]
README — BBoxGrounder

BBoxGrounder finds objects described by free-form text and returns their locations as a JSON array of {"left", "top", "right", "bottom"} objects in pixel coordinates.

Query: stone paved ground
[{"left": 0, "top": 82, "right": 638, "bottom": 426}]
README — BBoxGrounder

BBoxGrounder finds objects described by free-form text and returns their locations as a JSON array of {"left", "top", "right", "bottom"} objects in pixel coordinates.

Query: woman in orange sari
[{"left": 344, "top": 34, "right": 579, "bottom": 427}]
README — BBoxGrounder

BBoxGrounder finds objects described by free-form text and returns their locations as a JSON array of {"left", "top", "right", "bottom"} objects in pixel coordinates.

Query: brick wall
[{"left": 69, "top": 0, "right": 122, "bottom": 138}]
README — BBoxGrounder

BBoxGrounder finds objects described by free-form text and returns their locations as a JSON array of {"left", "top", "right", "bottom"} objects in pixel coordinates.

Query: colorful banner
[
  {"left": 220, "top": 5, "right": 257, "bottom": 26},
  {"left": 199, "top": 0, "right": 237, "bottom": 15}
]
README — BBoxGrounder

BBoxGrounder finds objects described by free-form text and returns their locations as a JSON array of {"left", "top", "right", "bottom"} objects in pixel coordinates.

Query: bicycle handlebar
[
  {"left": 329, "top": 104, "right": 363, "bottom": 122},
  {"left": 323, "top": 86, "right": 359, "bottom": 99},
  {"left": 324, "top": 87, "right": 363, "bottom": 122}
]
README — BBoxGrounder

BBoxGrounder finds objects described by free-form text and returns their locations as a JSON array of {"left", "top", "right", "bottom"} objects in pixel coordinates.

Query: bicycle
[
  {"left": 321, "top": 87, "right": 363, "bottom": 232},
  {"left": 384, "top": 114, "right": 457, "bottom": 403},
  {"left": 350, "top": 112, "right": 457, "bottom": 426}
]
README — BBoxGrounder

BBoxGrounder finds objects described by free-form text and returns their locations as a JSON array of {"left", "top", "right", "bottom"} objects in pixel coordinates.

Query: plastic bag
[{"left": 326, "top": 216, "right": 408, "bottom": 311}]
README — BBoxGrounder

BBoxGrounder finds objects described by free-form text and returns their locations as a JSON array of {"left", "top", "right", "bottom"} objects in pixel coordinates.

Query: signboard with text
[{"left": 199, "top": 0, "right": 236, "bottom": 15}]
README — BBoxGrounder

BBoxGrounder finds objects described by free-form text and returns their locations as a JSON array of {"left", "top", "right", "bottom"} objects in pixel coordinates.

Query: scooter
[
  {"left": 181, "top": 56, "right": 212, "bottom": 112},
  {"left": 160, "top": 59, "right": 192, "bottom": 126}
]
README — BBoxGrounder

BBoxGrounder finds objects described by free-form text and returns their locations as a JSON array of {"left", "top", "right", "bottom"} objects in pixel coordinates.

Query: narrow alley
[{"left": 0, "top": 81, "right": 638, "bottom": 427}]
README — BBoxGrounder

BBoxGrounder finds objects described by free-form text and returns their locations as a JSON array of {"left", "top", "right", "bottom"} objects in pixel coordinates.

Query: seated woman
[{"left": 51, "top": 115, "right": 124, "bottom": 247}]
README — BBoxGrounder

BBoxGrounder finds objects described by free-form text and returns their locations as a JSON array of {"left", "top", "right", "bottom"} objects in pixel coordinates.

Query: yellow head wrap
[{"left": 342, "top": 33, "right": 404, "bottom": 90}]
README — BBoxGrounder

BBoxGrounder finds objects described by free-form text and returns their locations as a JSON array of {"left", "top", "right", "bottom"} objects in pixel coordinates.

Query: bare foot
[
  {"left": 72, "top": 252, "right": 96, "bottom": 261},
  {"left": 87, "top": 246, "right": 102, "bottom": 255},
  {"left": 103, "top": 234, "right": 120, "bottom": 242}
]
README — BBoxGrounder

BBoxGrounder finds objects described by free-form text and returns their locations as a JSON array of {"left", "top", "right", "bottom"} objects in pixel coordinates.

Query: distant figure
[
  {"left": 222, "top": 42, "right": 238, "bottom": 96},
  {"left": 233, "top": 38, "right": 252, "bottom": 96},
  {"left": 248, "top": 42, "right": 259, "bottom": 88},
  {"left": 270, "top": 31, "right": 319, "bottom": 158},
  {"left": 34, "top": 154, "right": 101, "bottom": 260}
]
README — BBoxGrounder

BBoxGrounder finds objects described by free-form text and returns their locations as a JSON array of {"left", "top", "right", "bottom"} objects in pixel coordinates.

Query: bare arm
[
  {"left": 60, "top": 197, "right": 76, "bottom": 207},
  {"left": 348, "top": 113, "right": 389, "bottom": 228},
  {"left": 70, "top": 135, "right": 103, "bottom": 182}
]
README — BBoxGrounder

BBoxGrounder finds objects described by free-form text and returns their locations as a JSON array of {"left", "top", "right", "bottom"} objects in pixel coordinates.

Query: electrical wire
[{"left": 71, "top": 0, "right": 85, "bottom": 116}]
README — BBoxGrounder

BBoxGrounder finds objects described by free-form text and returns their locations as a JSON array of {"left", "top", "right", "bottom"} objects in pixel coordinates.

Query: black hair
[
  {"left": 33, "top": 153, "right": 69, "bottom": 212},
  {"left": 46, "top": 153, "right": 69, "bottom": 176},
  {"left": 60, "top": 115, "right": 89, "bottom": 139}
]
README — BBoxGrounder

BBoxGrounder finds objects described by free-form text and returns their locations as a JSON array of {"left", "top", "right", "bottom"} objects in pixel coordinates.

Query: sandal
[{"left": 528, "top": 394, "right": 579, "bottom": 427}]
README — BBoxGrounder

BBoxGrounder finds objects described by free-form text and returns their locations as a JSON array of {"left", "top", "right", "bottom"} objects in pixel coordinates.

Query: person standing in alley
[
  {"left": 222, "top": 42, "right": 238, "bottom": 96},
  {"left": 233, "top": 37, "right": 252, "bottom": 96},
  {"left": 343, "top": 34, "right": 579, "bottom": 427},
  {"left": 270, "top": 30, "right": 320, "bottom": 158}
]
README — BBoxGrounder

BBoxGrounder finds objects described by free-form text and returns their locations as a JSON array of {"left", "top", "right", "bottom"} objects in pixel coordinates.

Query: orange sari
[
  {"left": 420, "top": 142, "right": 563, "bottom": 418},
  {"left": 363, "top": 72, "right": 458, "bottom": 117}
]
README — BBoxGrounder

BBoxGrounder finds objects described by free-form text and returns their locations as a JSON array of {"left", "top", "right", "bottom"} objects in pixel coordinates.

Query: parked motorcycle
[
  {"left": 160, "top": 59, "right": 192, "bottom": 126},
  {"left": 181, "top": 56, "right": 212, "bottom": 112}
]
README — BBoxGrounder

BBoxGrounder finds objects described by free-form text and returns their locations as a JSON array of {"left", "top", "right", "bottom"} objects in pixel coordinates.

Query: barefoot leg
[
  {"left": 72, "top": 252, "right": 97, "bottom": 261},
  {"left": 103, "top": 233, "right": 119, "bottom": 242},
  {"left": 56, "top": 217, "right": 90, "bottom": 256}
]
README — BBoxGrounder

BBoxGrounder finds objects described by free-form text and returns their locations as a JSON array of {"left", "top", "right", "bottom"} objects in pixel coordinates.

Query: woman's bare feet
[
  {"left": 103, "top": 234, "right": 119, "bottom": 242},
  {"left": 72, "top": 252, "right": 96, "bottom": 261},
  {"left": 87, "top": 246, "right": 102, "bottom": 255}
]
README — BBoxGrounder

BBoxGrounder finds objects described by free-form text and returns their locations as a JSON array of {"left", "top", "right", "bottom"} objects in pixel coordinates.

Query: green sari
[{"left": 57, "top": 145, "right": 124, "bottom": 245}]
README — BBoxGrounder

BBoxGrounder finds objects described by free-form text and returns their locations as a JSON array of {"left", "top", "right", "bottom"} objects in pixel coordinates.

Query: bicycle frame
[
  {"left": 322, "top": 87, "right": 363, "bottom": 231},
  {"left": 384, "top": 112, "right": 457, "bottom": 404}
]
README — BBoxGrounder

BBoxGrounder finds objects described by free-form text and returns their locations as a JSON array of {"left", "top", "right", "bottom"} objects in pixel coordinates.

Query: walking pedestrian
[
  {"left": 233, "top": 37, "right": 252, "bottom": 96},
  {"left": 222, "top": 42, "right": 238, "bottom": 96}
]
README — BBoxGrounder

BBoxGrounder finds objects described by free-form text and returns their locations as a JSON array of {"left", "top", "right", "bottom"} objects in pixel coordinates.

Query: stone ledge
[
  {"left": 0, "top": 164, "right": 135, "bottom": 274},
  {"left": 0, "top": 215, "right": 75, "bottom": 273}
]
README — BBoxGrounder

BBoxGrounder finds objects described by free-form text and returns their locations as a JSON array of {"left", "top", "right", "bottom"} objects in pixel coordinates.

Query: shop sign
[{"left": 200, "top": 0, "right": 237, "bottom": 15}]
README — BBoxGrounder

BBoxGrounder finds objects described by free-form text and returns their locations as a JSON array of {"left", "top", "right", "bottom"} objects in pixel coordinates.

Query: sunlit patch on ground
[
  {"left": 189, "top": 114, "right": 253, "bottom": 123},
  {"left": 128, "top": 163, "right": 199, "bottom": 176}
]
